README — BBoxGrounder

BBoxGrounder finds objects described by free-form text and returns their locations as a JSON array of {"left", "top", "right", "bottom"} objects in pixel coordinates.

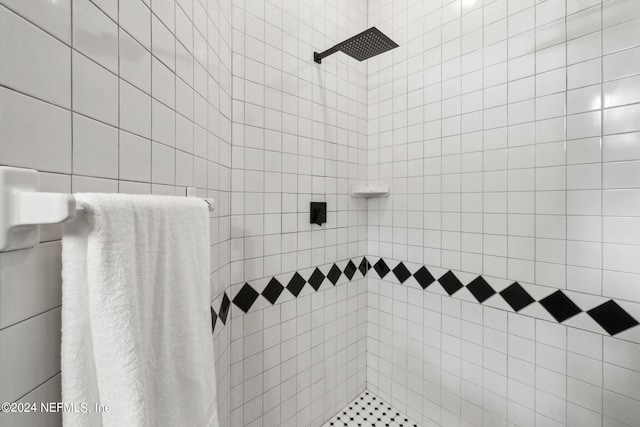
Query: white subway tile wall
[
  {"left": 229, "top": 0, "right": 369, "bottom": 284},
  {"left": 228, "top": 0, "right": 369, "bottom": 425},
  {"left": 228, "top": 265, "right": 367, "bottom": 427},
  {"left": 0, "top": 0, "right": 233, "bottom": 426},
  {"left": 367, "top": 0, "right": 640, "bottom": 425},
  {"left": 4, "top": 0, "right": 640, "bottom": 426}
]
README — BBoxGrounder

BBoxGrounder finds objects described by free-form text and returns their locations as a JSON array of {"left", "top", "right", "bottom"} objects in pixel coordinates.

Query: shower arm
[
  {"left": 314, "top": 31, "right": 365, "bottom": 64},
  {"left": 313, "top": 45, "right": 340, "bottom": 64}
]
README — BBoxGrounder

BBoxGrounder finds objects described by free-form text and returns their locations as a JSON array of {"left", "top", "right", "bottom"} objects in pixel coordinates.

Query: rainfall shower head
[{"left": 313, "top": 27, "right": 398, "bottom": 64}]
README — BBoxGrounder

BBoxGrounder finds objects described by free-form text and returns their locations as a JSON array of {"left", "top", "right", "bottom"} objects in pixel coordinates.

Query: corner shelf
[{"left": 350, "top": 185, "right": 390, "bottom": 198}]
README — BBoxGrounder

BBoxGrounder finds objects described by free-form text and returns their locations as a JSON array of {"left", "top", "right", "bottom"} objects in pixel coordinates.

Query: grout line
[
  {"left": 0, "top": 3, "right": 69, "bottom": 46},
  {"left": 563, "top": 2, "right": 570, "bottom": 424},
  {"left": 0, "top": 305, "right": 61, "bottom": 332},
  {"left": 600, "top": 1, "right": 606, "bottom": 424},
  {"left": 116, "top": 0, "right": 121, "bottom": 193},
  {"left": 69, "top": 0, "right": 75, "bottom": 183},
  {"left": 150, "top": 0, "right": 155, "bottom": 188},
  {"left": 5, "top": 372, "right": 61, "bottom": 405}
]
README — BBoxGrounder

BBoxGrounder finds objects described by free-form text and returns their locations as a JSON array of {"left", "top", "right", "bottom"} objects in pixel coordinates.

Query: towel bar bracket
[
  {"left": 0, "top": 166, "right": 76, "bottom": 251},
  {"left": 0, "top": 167, "right": 215, "bottom": 252},
  {"left": 186, "top": 186, "right": 216, "bottom": 212}
]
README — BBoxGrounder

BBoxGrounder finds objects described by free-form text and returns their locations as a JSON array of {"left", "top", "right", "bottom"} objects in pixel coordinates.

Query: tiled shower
[{"left": 1, "top": 0, "right": 640, "bottom": 426}]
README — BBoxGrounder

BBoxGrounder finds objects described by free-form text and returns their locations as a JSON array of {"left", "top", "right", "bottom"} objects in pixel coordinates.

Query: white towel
[{"left": 61, "top": 193, "right": 219, "bottom": 427}]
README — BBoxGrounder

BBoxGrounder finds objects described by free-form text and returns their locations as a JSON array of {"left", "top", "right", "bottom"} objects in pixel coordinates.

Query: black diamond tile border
[
  {"left": 500, "top": 282, "right": 535, "bottom": 312},
  {"left": 219, "top": 293, "right": 230, "bottom": 325},
  {"left": 227, "top": 258, "right": 370, "bottom": 314},
  {"left": 359, "top": 257, "right": 371, "bottom": 276},
  {"left": 540, "top": 290, "right": 582, "bottom": 323},
  {"left": 588, "top": 300, "right": 640, "bottom": 335},
  {"left": 210, "top": 307, "right": 218, "bottom": 333},
  {"left": 222, "top": 256, "right": 640, "bottom": 337},
  {"left": 233, "top": 283, "right": 259, "bottom": 313},
  {"left": 393, "top": 262, "right": 412, "bottom": 283},
  {"left": 287, "top": 272, "right": 306, "bottom": 297},
  {"left": 374, "top": 258, "right": 390, "bottom": 278},
  {"left": 467, "top": 276, "right": 496, "bottom": 303},
  {"left": 414, "top": 266, "right": 435, "bottom": 289},
  {"left": 327, "top": 264, "right": 342, "bottom": 285},
  {"left": 262, "top": 277, "right": 284, "bottom": 305},
  {"left": 308, "top": 268, "right": 325, "bottom": 291},
  {"left": 344, "top": 260, "right": 357, "bottom": 280},
  {"left": 439, "top": 271, "right": 463, "bottom": 296}
]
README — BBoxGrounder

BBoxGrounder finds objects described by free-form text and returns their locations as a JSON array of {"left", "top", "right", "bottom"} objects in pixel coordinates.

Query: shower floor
[{"left": 323, "top": 391, "right": 420, "bottom": 427}]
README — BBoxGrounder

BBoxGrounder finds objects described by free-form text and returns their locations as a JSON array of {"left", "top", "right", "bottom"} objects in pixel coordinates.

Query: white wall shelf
[{"left": 350, "top": 185, "right": 390, "bottom": 198}]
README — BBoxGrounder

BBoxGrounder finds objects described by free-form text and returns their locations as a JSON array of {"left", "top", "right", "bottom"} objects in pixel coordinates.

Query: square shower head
[
  {"left": 314, "top": 27, "right": 399, "bottom": 64},
  {"left": 337, "top": 27, "right": 399, "bottom": 61}
]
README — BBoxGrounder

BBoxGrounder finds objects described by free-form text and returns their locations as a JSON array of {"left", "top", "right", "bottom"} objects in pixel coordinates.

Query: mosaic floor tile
[{"left": 323, "top": 391, "right": 419, "bottom": 427}]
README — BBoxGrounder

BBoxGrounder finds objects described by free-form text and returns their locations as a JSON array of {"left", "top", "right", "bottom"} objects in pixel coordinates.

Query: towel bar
[{"left": 0, "top": 166, "right": 215, "bottom": 252}]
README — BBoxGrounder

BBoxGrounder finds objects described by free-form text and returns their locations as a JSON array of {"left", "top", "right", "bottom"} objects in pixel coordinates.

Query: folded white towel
[{"left": 61, "top": 193, "right": 219, "bottom": 427}]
